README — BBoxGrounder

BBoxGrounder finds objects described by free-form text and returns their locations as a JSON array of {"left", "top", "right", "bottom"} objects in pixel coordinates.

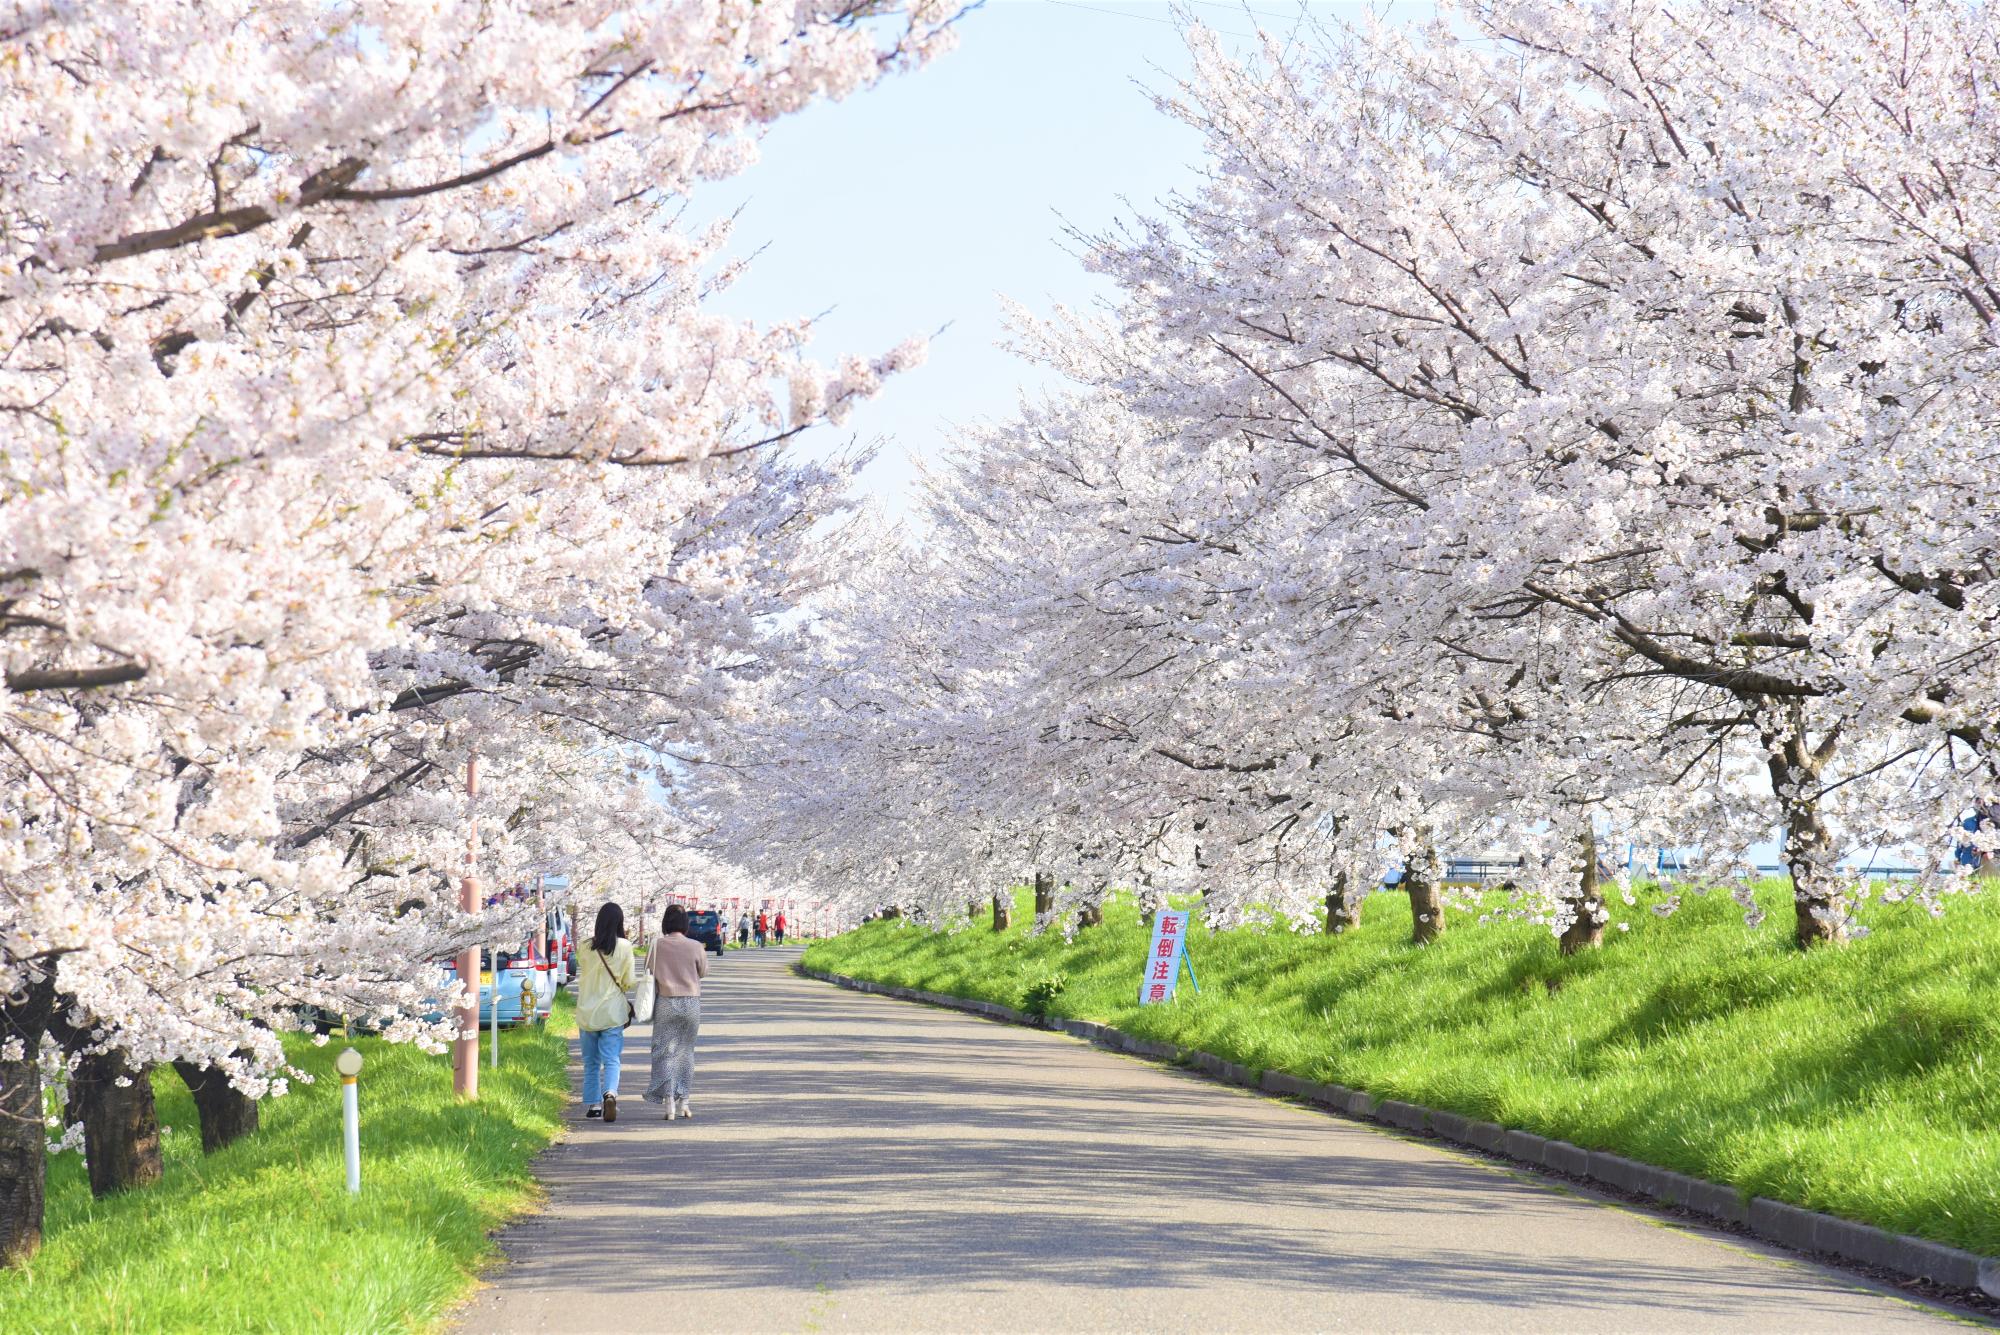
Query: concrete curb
[{"left": 799, "top": 963, "right": 2000, "bottom": 1302}]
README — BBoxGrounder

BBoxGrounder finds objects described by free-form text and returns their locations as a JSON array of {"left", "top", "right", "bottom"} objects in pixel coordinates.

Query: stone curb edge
[{"left": 798, "top": 963, "right": 2000, "bottom": 1301}]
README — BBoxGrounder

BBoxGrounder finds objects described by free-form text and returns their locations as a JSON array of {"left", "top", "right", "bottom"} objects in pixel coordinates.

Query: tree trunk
[
  {"left": 968, "top": 899, "right": 982, "bottom": 920},
  {"left": 71, "top": 1049, "right": 163, "bottom": 1198},
  {"left": 1783, "top": 809, "right": 1844, "bottom": 947},
  {"left": 1033, "top": 871, "right": 1054, "bottom": 917},
  {"left": 1559, "top": 826, "right": 1606, "bottom": 956},
  {"left": 171, "top": 1061, "right": 259, "bottom": 1153},
  {"left": 0, "top": 970, "right": 56, "bottom": 1267},
  {"left": 879, "top": 906, "right": 901, "bottom": 920},
  {"left": 0, "top": 1050, "right": 45, "bottom": 1269},
  {"left": 1404, "top": 837, "right": 1444, "bottom": 946},
  {"left": 1767, "top": 721, "right": 1846, "bottom": 948},
  {"left": 991, "top": 891, "right": 1011, "bottom": 930},
  {"left": 1325, "top": 873, "right": 1362, "bottom": 934},
  {"left": 1077, "top": 902, "right": 1103, "bottom": 929}
]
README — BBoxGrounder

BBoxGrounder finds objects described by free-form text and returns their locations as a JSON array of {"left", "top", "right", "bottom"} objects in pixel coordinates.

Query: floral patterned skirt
[{"left": 644, "top": 995, "right": 700, "bottom": 1103}]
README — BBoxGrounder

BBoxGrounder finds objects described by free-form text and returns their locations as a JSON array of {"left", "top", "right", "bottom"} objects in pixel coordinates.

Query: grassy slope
[
  {"left": 806, "top": 883, "right": 2000, "bottom": 1256},
  {"left": 0, "top": 996, "right": 575, "bottom": 1334}
]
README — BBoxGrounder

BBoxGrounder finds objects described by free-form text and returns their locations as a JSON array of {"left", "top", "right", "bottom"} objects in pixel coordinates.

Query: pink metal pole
[{"left": 453, "top": 754, "right": 481, "bottom": 1100}]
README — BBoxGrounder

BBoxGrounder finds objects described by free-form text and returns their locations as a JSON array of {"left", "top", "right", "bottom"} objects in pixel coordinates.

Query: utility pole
[
  {"left": 535, "top": 872, "right": 548, "bottom": 1025},
  {"left": 453, "top": 754, "right": 481, "bottom": 1100}
]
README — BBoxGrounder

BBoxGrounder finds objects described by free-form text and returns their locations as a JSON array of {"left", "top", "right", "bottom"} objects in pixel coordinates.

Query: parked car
[
  {"left": 524, "top": 911, "right": 569, "bottom": 1020},
  {"left": 293, "top": 1005, "right": 389, "bottom": 1036},
  {"left": 518, "top": 946, "right": 557, "bottom": 1021},
  {"left": 687, "top": 909, "right": 725, "bottom": 956},
  {"left": 443, "top": 947, "right": 534, "bottom": 1027},
  {"left": 539, "top": 906, "right": 574, "bottom": 988}
]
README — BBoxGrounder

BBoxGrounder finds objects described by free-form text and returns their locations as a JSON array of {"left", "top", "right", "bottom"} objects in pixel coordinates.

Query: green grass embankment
[
  {"left": 0, "top": 996, "right": 575, "bottom": 1334},
  {"left": 805, "top": 883, "right": 2000, "bottom": 1256}
]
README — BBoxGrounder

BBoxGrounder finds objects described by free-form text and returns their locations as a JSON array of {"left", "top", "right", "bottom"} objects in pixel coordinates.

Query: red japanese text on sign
[{"left": 1140, "top": 909, "right": 1193, "bottom": 1005}]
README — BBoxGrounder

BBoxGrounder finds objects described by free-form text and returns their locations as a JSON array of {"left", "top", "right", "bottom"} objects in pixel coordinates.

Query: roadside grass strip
[
  {"left": 0, "top": 994, "right": 574, "bottom": 1334},
  {"left": 805, "top": 883, "right": 2000, "bottom": 1258}
]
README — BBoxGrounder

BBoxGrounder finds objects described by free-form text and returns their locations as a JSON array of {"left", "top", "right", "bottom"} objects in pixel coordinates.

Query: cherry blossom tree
[
  {"left": 0, "top": 0, "right": 960, "bottom": 1262},
  {"left": 703, "top": 0, "right": 1999, "bottom": 965},
  {"left": 1063, "top": 0, "right": 2000, "bottom": 944}
]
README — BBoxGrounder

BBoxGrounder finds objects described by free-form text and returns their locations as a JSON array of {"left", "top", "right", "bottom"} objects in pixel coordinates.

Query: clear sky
[{"left": 699, "top": 0, "right": 1405, "bottom": 512}]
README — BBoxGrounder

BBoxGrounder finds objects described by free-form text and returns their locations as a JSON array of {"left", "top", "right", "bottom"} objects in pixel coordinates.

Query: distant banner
[{"left": 1139, "top": 909, "right": 1196, "bottom": 1005}]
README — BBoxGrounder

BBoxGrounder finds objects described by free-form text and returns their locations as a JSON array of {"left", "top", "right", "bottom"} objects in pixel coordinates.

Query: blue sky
[{"left": 701, "top": 1, "right": 1406, "bottom": 511}]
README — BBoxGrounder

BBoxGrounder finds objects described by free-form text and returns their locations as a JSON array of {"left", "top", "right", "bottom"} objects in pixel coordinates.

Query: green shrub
[{"left": 1022, "top": 973, "right": 1068, "bottom": 1017}]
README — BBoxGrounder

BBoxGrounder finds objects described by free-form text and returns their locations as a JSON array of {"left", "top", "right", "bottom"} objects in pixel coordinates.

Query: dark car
[{"left": 687, "top": 909, "right": 725, "bottom": 956}]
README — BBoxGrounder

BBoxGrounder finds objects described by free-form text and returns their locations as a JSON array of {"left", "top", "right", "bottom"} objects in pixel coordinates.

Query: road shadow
[{"left": 477, "top": 952, "right": 1948, "bottom": 1331}]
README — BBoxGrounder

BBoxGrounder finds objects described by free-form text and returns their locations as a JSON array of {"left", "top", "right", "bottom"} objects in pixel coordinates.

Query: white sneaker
[{"left": 678, "top": 1100, "right": 693, "bottom": 1120}]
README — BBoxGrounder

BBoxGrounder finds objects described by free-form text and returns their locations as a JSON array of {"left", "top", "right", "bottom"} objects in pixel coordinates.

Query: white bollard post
[
  {"left": 490, "top": 945, "right": 500, "bottom": 1070},
  {"left": 336, "top": 1047, "right": 363, "bottom": 1194}
]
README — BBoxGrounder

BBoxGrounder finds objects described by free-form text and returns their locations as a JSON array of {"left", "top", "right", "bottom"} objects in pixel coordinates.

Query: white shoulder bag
[{"left": 627, "top": 947, "right": 656, "bottom": 1025}]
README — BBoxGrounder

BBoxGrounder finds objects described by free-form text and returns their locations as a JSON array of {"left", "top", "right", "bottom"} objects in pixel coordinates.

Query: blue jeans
[{"left": 579, "top": 1025, "right": 625, "bottom": 1107}]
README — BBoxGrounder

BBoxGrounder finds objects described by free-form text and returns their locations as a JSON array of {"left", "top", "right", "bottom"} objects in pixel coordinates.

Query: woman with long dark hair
[
  {"left": 575, "top": 900, "right": 635, "bottom": 1121},
  {"left": 644, "top": 903, "right": 709, "bottom": 1120}
]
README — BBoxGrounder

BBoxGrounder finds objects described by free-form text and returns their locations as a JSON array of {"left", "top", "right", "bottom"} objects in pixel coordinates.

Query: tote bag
[{"left": 628, "top": 952, "right": 656, "bottom": 1025}]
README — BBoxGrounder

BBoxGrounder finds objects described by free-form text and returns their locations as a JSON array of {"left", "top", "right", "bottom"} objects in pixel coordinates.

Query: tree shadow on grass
[
  {"left": 30, "top": 1032, "right": 566, "bottom": 1276},
  {"left": 1547, "top": 1004, "right": 2000, "bottom": 1251}
]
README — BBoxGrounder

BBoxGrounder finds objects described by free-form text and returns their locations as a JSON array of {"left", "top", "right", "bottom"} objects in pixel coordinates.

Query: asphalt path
[{"left": 455, "top": 946, "right": 1967, "bottom": 1334}]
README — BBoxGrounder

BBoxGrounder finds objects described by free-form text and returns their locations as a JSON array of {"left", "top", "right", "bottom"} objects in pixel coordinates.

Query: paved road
[{"left": 457, "top": 948, "right": 1966, "bottom": 1334}]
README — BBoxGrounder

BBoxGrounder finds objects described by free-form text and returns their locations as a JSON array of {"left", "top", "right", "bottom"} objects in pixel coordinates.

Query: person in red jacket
[
  {"left": 774, "top": 912, "right": 787, "bottom": 945},
  {"left": 754, "top": 911, "right": 769, "bottom": 947}
]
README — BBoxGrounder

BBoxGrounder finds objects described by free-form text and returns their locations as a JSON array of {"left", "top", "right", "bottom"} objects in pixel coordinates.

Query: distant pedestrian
[
  {"left": 576, "top": 901, "right": 636, "bottom": 1123},
  {"left": 755, "top": 911, "right": 769, "bottom": 947},
  {"left": 774, "top": 912, "right": 787, "bottom": 945},
  {"left": 736, "top": 913, "right": 751, "bottom": 948},
  {"left": 1956, "top": 798, "right": 2000, "bottom": 873},
  {"left": 645, "top": 904, "right": 709, "bottom": 1121}
]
